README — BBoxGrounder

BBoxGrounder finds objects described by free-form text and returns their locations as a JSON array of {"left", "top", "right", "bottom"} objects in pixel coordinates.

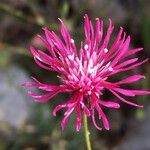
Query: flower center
[{"left": 61, "top": 46, "right": 113, "bottom": 96}]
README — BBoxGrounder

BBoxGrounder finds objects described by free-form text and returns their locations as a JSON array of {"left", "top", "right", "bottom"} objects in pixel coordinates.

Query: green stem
[{"left": 83, "top": 112, "right": 92, "bottom": 150}]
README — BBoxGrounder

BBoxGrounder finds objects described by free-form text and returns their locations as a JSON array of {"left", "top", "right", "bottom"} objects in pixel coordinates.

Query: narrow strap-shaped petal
[
  {"left": 59, "top": 18, "right": 72, "bottom": 51},
  {"left": 22, "top": 82, "right": 40, "bottom": 87},
  {"left": 98, "top": 99, "right": 120, "bottom": 109},
  {"left": 30, "top": 46, "right": 52, "bottom": 67},
  {"left": 80, "top": 101, "right": 91, "bottom": 116},
  {"left": 108, "top": 27, "right": 123, "bottom": 52},
  {"left": 108, "top": 59, "right": 148, "bottom": 76},
  {"left": 115, "top": 58, "right": 138, "bottom": 69},
  {"left": 99, "top": 19, "right": 114, "bottom": 51},
  {"left": 61, "top": 106, "right": 75, "bottom": 130},
  {"left": 53, "top": 104, "right": 66, "bottom": 116},
  {"left": 30, "top": 46, "right": 40, "bottom": 58},
  {"left": 125, "top": 48, "right": 143, "bottom": 57},
  {"left": 95, "top": 104, "right": 110, "bottom": 130},
  {"left": 51, "top": 31, "right": 67, "bottom": 55},
  {"left": 28, "top": 91, "right": 59, "bottom": 103},
  {"left": 99, "top": 80, "right": 118, "bottom": 89},
  {"left": 37, "top": 50, "right": 62, "bottom": 69},
  {"left": 95, "top": 18, "right": 103, "bottom": 44},
  {"left": 38, "top": 85, "right": 60, "bottom": 92},
  {"left": 37, "top": 50, "right": 55, "bottom": 65},
  {"left": 111, "top": 89, "right": 150, "bottom": 97},
  {"left": 38, "top": 30, "right": 56, "bottom": 57},
  {"left": 127, "top": 89, "right": 150, "bottom": 95},
  {"left": 31, "top": 46, "right": 63, "bottom": 72},
  {"left": 114, "top": 87, "right": 150, "bottom": 97},
  {"left": 61, "top": 92, "right": 83, "bottom": 130},
  {"left": 91, "top": 94, "right": 110, "bottom": 130},
  {"left": 53, "top": 93, "right": 78, "bottom": 116},
  {"left": 84, "top": 14, "right": 91, "bottom": 42},
  {"left": 23, "top": 81, "right": 60, "bottom": 92},
  {"left": 91, "top": 107, "right": 102, "bottom": 130},
  {"left": 121, "top": 59, "right": 148, "bottom": 71},
  {"left": 109, "top": 89, "right": 143, "bottom": 107},
  {"left": 119, "top": 36, "right": 131, "bottom": 60},
  {"left": 89, "top": 20, "right": 95, "bottom": 48},
  {"left": 37, "top": 34, "right": 53, "bottom": 54},
  {"left": 34, "top": 57, "right": 53, "bottom": 71},
  {"left": 75, "top": 104, "right": 82, "bottom": 131},
  {"left": 111, "top": 36, "right": 130, "bottom": 66},
  {"left": 115, "top": 75, "right": 145, "bottom": 85},
  {"left": 113, "top": 87, "right": 136, "bottom": 96},
  {"left": 104, "top": 27, "right": 123, "bottom": 62}
]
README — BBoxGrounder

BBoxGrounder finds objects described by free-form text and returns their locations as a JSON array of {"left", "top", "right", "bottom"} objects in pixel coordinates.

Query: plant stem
[{"left": 83, "top": 112, "right": 92, "bottom": 150}]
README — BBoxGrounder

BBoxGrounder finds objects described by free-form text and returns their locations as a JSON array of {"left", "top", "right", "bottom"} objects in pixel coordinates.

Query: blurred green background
[{"left": 0, "top": 0, "right": 150, "bottom": 150}]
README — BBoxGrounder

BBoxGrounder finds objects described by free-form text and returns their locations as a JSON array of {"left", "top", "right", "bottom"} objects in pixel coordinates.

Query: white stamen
[
  {"left": 96, "top": 93, "right": 99, "bottom": 97},
  {"left": 88, "top": 91, "right": 92, "bottom": 95},
  {"left": 89, "top": 58, "right": 94, "bottom": 68},
  {"left": 87, "top": 58, "right": 94, "bottom": 74},
  {"left": 71, "top": 38, "right": 74, "bottom": 44},
  {"left": 60, "top": 67, "right": 64, "bottom": 71},
  {"left": 84, "top": 44, "right": 89, "bottom": 50},
  {"left": 57, "top": 75, "right": 60, "bottom": 78},
  {"left": 68, "top": 54, "right": 74, "bottom": 60},
  {"left": 108, "top": 66, "right": 113, "bottom": 71},
  {"left": 68, "top": 75, "right": 73, "bottom": 80},
  {"left": 104, "top": 48, "right": 108, "bottom": 53},
  {"left": 72, "top": 73, "right": 79, "bottom": 82},
  {"left": 79, "top": 89, "right": 83, "bottom": 92},
  {"left": 88, "top": 68, "right": 93, "bottom": 74},
  {"left": 105, "top": 61, "right": 111, "bottom": 68},
  {"left": 91, "top": 86, "right": 94, "bottom": 89},
  {"left": 35, "top": 56, "right": 42, "bottom": 62}
]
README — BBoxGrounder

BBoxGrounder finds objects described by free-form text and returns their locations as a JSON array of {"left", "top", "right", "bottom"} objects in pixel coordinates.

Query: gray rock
[
  {"left": 0, "top": 66, "right": 33, "bottom": 129},
  {"left": 115, "top": 105, "right": 150, "bottom": 150}
]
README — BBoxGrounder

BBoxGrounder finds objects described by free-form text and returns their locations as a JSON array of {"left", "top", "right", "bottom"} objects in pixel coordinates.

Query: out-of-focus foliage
[{"left": 0, "top": 0, "right": 149, "bottom": 150}]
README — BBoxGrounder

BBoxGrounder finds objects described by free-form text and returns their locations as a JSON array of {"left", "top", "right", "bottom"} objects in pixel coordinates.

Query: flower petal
[
  {"left": 75, "top": 104, "right": 82, "bottom": 131},
  {"left": 59, "top": 18, "right": 72, "bottom": 51},
  {"left": 121, "top": 59, "right": 148, "bottom": 71},
  {"left": 91, "top": 108, "right": 102, "bottom": 130},
  {"left": 61, "top": 107, "right": 74, "bottom": 130},
  {"left": 95, "top": 104, "right": 110, "bottom": 130},
  {"left": 80, "top": 101, "right": 91, "bottom": 117},
  {"left": 115, "top": 75, "right": 145, "bottom": 85},
  {"left": 99, "top": 100, "right": 120, "bottom": 109},
  {"left": 84, "top": 14, "right": 91, "bottom": 41},
  {"left": 113, "top": 88, "right": 136, "bottom": 96},
  {"left": 115, "top": 58, "right": 138, "bottom": 69},
  {"left": 110, "top": 90, "right": 143, "bottom": 107},
  {"left": 125, "top": 48, "right": 143, "bottom": 57},
  {"left": 95, "top": 18, "right": 103, "bottom": 44},
  {"left": 28, "top": 91, "right": 58, "bottom": 103}
]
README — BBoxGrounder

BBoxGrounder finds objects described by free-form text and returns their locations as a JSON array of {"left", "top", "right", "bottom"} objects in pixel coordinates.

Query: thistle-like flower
[{"left": 23, "top": 15, "right": 150, "bottom": 131}]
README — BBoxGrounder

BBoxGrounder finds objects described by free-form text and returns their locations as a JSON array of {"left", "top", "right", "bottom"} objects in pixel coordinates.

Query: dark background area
[{"left": 0, "top": 0, "right": 150, "bottom": 150}]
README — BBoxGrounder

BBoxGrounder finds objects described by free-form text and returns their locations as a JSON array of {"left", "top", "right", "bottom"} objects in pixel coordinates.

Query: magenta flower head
[{"left": 23, "top": 14, "right": 150, "bottom": 131}]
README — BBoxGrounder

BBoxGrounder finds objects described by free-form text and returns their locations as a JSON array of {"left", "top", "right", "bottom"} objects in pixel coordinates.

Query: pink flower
[{"left": 23, "top": 15, "right": 150, "bottom": 131}]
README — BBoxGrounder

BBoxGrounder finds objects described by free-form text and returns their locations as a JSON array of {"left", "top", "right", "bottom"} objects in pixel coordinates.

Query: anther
[
  {"left": 84, "top": 44, "right": 89, "bottom": 50},
  {"left": 104, "top": 48, "right": 108, "bottom": 53}
]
